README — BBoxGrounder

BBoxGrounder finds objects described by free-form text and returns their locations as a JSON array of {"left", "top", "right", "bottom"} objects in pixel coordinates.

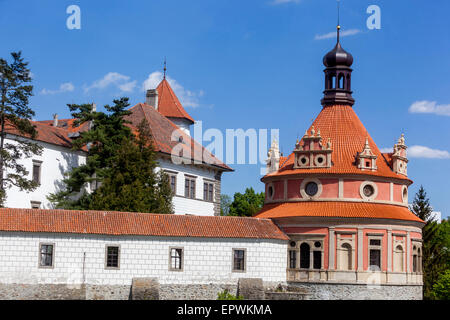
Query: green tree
[
  {"left": 0, "top": 51, "right": 42, "bottom": 206},
  {"left": 217, "top": 289, "right": 243, "bottom": 300},
  {"left": 431, "top": 269, "right": 450, "bottom": 300},
  {"left": 411, "top": 186, "right": 442, "bottom": 299},
  {"left": 220, "top": 194, "right": 232, "bottom": 216},
  {"left": 228, "top": 187, "right": 265, "bottom": 217},
  {"left": 48, "top": 98, "right": 173, "bottom": 213},
  {"left": 88, "top": 120, "right": 173, "bottom": 213}
]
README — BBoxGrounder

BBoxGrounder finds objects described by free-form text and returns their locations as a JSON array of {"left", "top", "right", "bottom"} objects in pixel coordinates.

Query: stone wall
[{"left": 285, "top": 282, "right": 422, "bottom": 300}]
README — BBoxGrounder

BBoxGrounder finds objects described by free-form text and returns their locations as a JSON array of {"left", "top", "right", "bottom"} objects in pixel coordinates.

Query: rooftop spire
[
  {"left": 163, "top": 57, "right": 167, "bottom": 79},
  {"left": 337, "top": 0, "right": 340, "bottom": 43}
]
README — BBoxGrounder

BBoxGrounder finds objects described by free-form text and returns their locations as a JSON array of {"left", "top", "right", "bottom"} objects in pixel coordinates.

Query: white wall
[
  {"left": 158, "top": 157, "right": 218, "bottom": 216},
  {"left": 4, "top": 135, "right": 86, "bottom": 209},
  {"left": 0, "top": 231, "right": 287, "bottom": 286}
]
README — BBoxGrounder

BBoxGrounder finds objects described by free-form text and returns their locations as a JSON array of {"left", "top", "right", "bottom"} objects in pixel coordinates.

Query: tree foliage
[
  {"left": 228, "top": 187, "right": 265, "bottom": 217},
  {"left": 220, "top": 194, "right": 232, "bottom": 216},
  {"left": 411, "top": 186, "right": 448, "bottom": 299},
  {"left": 431, "top": 269, "right": 450, "bottom": 300},
  {"left": 0, "top": 51, "right": 42, "bottom": 206},
  {"left": 48, "top": 98, "right": 173, "bottom": 213}
]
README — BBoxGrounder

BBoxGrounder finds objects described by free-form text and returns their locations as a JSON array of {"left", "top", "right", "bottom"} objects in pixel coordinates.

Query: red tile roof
[
  {"left": 265, "top": 105, "right": 411, "bottom": 182},
  {"left": 5, "top": 120, "right": 76, "bottom": 149},
  {"left": 0, "top": 208, "right": 288, "bottom": 240},
  {"left": 156, "top": 79, "right": 194, "bottom": 124},
  {"left": 255, "top": 201, "right": 424, "bottom": 223},
  {"left": 125, "top": 103, "right": 232, "bottom": 171}
]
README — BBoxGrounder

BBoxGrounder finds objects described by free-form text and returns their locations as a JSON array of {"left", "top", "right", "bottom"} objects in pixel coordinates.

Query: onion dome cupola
[{"left": 321, "top": 25, "right": 355, "bottom": 107}]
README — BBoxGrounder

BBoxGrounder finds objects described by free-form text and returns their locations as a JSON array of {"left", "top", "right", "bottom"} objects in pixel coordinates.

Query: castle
[{"left": 0, "top": 26, "right": 424, "bottom": 300}]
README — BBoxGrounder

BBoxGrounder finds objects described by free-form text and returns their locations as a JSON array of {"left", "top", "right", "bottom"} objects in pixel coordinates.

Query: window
[
  {"left": 412, "top": 245, "right": 422, "bottom": 273},
  {"left": 39, "top": 244, "right": 54, "bottom": 268},
  {"left": 300, "top": 243, "right": 310, "bottom": 269},
  {"left": 289, "top": 250, "right": 297, "bottom": 269},
  {"left": 305, "top": 182, "right": 318, "bottom": 197},
  {"left": 368, "top": 237, "right": 382, "bottom": 271},
  {"left": 204, "top": 182, "right": 214, "bottom": 202},
  {"left": 170, "top": 248, "right": 183, "bottom": 271},
  {"left": 31, "top": 201, "right": 41, "bottom": 209},
  {"left": 32, "top": 160, "right": 42, "bottom": 185},
  {"left": 363, "top": 185, "right": 375, "bottom": 197},
  {"left": 170, "top": 175, "right": 177, "bottom": 194},
  {"left": 105, "top": 246, "right": 120, "bottom": 269},
  {"left": 185, "top": 177, "right": 196, "bottom": 199},
  {"left": 313, "top": 251, "right": 322, "bottom": 269},
  {"left": 233, "top": 249, "right": 246, "bottom": 272}
]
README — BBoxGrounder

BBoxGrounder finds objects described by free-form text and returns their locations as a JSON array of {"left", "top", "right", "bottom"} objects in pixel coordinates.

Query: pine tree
[
  {"left": 411, "top": 185, "right": 441, "bottom": 299},
  {"left": 0, "top": 51, "right": 42, "bottom": 206},
  {"left": 48, "top": 99, "right": 173, "bottom": 213},
  {"left": 88, "top": 120, "right": 173, "bottom": 213}
]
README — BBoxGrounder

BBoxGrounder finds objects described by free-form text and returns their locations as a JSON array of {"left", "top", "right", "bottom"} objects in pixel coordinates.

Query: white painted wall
[
  {"left": 158, "top": 157, "right": 218, "bottom": 216},
  {"left": 0, "top": 231, "right": 287, "bottom": 286},
  {"left": 4, "top": 135, "right": 86, "bottom": 209},
  {"left": 169, "top": 118, "right": 191, "bottom": 136}
]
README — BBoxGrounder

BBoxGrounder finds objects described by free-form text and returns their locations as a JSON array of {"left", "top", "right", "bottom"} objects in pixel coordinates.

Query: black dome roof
[{"left": 323, "top": 42, "right": 353, "bottom": 67}]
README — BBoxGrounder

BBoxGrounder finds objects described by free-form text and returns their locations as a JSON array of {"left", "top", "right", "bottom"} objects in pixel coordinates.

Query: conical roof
[
  {"left": 156, "top": 79, "right": 195, "bottom": 124},
  {"left": 264, "top": 105, "right": 411, "bottom": 182}
]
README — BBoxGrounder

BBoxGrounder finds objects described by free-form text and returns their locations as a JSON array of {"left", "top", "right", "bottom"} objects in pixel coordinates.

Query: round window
[
  {"left": 305, "top": 182, "right": 319, "bottom": 196},
  {"left": 314, "top": 241, "right": 321, "bottom": 248},
  {"left": 290, "top": 241, "right": 296, "bottom": 247},
  {"left": 363, "top": 184, "right": 375, "bottom": 197},
  {"left": 301, "top": 157, "right": 307, "bottom": 164}
]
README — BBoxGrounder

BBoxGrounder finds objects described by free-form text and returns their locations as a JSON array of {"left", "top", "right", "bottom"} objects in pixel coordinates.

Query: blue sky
[{"left": 1, "top": 0, "right": 449, "bottom": 218}]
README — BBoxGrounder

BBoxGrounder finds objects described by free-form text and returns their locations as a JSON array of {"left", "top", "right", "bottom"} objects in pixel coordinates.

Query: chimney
[
  {"left": 146, "top": 89, "right": 158, "bottom": 110},
  {"left": 53, "top": 114, "right": 58, "bottom": 127}
]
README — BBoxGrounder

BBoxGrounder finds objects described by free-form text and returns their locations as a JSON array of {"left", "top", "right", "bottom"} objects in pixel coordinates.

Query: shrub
[{"left": 217, "top": 289, "right": 244, "bottom": 300}]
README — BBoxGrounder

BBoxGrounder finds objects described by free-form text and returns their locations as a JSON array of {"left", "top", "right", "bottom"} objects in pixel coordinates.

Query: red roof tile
[
  {"left": 156, "top": 79, "right": 194, "bottom": 124},
  {"left": 265, "top": 105, "right": 411, "bottom": 182},
  {"left": 0, "top": 208, "right": 288, "bottom": 240},
  {"left": 125, "top": 103, "right": 232, "bottom": 171},
  {"left": 255, "top": 201, "right": 424, "bottom": 223}
]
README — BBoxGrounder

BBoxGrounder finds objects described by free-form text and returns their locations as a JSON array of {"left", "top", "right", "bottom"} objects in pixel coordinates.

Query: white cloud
[
  {"left": 380, "top": 145, "right": 450, "bottom": 159},
  {"left": 408, "top": 145, "right": 450, "bottom": 159},
  {"left": 315, "top": 29, "right": 361, "bottom": 40},
  {"left": 270, "top": 0, "right": 301, "bottom": 5},
  {"left": 142, "top": 71, "right": 203, "bottom": 108},
  {"left": 408, "top": 100, "right": 450, "bottom": 116},
  {"left": 380, "top": 147, "right": 393, "bottom": 153},
  {"left": 84, "top": 72, "right": 137, "bottom": 93},
  {"left": 40, "top": 82, "right": 75, "bottom": 95}
]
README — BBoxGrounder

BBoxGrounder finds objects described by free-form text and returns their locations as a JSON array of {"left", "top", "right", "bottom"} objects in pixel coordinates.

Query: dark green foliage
[
  {"left": 220, "top": 194, "right": 232, "bottom": 216},
  {"left": 432, "top": 269, "right": 450, "bottom": 300},
  {"left": 411, "top": 186, "right": 448, "bottom": 299},
  {"left": 217, "top": 289, "right": 243, "bottom": 300},
  {"left": 0, "top": 52, "right": 42, "bottom": 206},
  {"left": 228, "top": 187, "right": 265, "bottom": 217},
  {"left": 48, "top": 98, "right": 173, "bottom": 214}
]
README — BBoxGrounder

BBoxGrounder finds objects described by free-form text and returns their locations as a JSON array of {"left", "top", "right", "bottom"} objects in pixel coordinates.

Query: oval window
[
  {"left": 305, "top": 182, "right": 319, "bottom": 196},
  {"left": 314, "top": 241, "right": 321, "bottom": 248},
  {"left": 363, "top": 184, "right": 375, "bottom": 197}
]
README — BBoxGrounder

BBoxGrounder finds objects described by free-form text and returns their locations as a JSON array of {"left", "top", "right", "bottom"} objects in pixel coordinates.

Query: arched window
[
  {"left": 330, "top": 75, "right": 336, "bottom": 89},
  {"left": 346, "top": 74, "right": 351, "bottom": 90},
  {"left": 338, "top": 74, "right": 344, "bottom": 89},
  {"left": 300, "top": 243, "right": 310, "bottom": 269},
  {"left": 339, "top": 243, "right": 352, "bottom": 270},
  {"left": 413, "top": 246, "right": 422, "bottom": 273},
  {"left": 394, "top": 245, "right": 404, "bottom": 272}
]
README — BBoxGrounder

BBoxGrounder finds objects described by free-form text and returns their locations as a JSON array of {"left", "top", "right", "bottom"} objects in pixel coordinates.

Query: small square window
[
  {"left": 169, "top": 248, "right": 183, "bottom": 271},
  {"left": 370, "top": 239, "right": 381, "bottom": 246},
  {"left": 233, "top": 249, "right": 246, "bottom": 272},
  {"left": 39, "top": 244, "right": 54, "bottom": 268},
  {"left": 31, "top": 201, "right": 41, "bottom": 209},
  {"left": 106, "top": 246, "right": 120, "bottom": 269}
]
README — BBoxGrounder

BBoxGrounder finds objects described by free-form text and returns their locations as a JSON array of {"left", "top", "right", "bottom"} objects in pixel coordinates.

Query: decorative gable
[
  {"left": 293, "top": 126, "right": 332, "bottom": 169},
  {"left": 392, "top": 134, "right": 408, "bottom": 176},
  {"left": 356, "top": 138, "right": 377, "bottom": 171}
]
